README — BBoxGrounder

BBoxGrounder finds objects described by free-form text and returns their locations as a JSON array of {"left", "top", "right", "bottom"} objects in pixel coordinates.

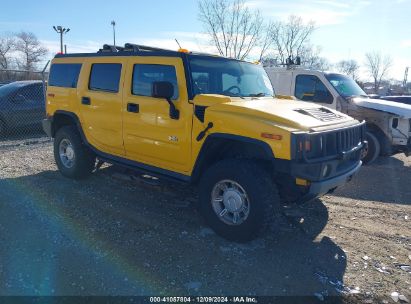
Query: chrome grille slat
[{"left": 303, "top": 123, "right": 365, "bottom": 161}]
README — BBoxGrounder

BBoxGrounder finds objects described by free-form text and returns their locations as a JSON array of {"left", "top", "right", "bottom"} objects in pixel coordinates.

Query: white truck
[{"left": 265, "top": 66, "right": 411, "bottom": 164}]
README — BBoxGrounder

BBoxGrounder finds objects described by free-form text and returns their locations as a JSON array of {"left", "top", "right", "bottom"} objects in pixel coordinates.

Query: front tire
[
  {"left": 361, "top": 132, "right": 380, "bottom": 165},
  {"left": 199, "top": 159, "right": 280, "bottom": 242},
  {"left": 54, "top": 126, "right": 95, "bottom": 179}
]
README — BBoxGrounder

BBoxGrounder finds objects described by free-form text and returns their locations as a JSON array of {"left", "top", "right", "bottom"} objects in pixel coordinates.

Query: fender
[{"left": 191, "top": 133, "right": 275, "bottom": 183}]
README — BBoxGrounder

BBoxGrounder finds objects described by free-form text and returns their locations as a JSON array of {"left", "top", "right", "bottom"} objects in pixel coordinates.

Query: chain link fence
[{"left": 0, "top": 67, "right": 51, "bottom": 149}]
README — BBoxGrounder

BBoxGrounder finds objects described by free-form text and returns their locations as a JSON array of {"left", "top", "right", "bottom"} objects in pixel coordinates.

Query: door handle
[
  {"left": 82, "top": 97, "right": 91, "bottom": 105},
  {"left": 127, "top": 103, "right": 139, "bottom": 113}
]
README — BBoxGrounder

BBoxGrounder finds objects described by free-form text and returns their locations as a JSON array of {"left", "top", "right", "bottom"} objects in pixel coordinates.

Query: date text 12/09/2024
[{"left": 149, "top": 296, "right": 257, "bottom": 303}]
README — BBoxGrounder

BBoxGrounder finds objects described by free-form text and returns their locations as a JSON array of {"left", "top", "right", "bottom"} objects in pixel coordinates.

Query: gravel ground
[{"left": 0, "top": 140, "right": 410, "bottom": 302}]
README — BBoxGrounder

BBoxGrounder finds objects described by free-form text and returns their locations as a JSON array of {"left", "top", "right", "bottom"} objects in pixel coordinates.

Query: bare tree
[
  {"left": 300, "top": 45, "right": 329, "bottom": 71},
  {"left": 0, "top": 34, "right": 16, "bottom": 69},
  {"left": 269, "top": 15, "right": 315, "bottom": 64},
  {"left": 364, "top": 51, "right": 392, "bottom": 93},
  {"left": 198, "top": 0, "right": 263, "bottom": 60},
  {"left": 336, "top": 59, "right": 360, "bottom": 80},
  {"left": 257, "top": 21, "right": 273, "bottom": 61},
  {"left": 15, "top": 31, "right": 48, "bottom": 71}
]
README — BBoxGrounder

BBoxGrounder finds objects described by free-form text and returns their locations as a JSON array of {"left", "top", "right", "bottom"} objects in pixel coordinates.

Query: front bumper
[
  {"left": 275, "top": 138, "right": 365, "bottom": 204},
  {"left": 286, "top": 160, "right": 362, "bottom": 204},
  {"left": 308, "top": 160, "right": 361, "bottom": 196}
]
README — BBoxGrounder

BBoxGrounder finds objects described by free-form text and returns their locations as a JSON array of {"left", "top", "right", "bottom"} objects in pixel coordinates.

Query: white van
[{"left": 266, "top": 66, "right": 411, "bottom": 164}]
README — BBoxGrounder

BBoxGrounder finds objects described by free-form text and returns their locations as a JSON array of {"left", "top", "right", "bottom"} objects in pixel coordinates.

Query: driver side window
[{"left": 295, "top": 75, "right": 333, "bottom": 104}]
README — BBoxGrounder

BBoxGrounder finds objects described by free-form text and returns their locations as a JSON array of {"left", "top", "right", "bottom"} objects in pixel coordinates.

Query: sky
[{"left": 0, "top": 0, "right": 410, "bottom": 81}]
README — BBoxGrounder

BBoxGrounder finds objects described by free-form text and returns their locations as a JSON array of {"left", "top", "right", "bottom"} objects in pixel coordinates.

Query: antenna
[{"left": 175, "top": 39, "right": 182, "bottom": 49}]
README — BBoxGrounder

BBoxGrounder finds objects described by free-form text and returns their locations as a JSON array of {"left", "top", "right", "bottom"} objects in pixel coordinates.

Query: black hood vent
[{"left": 295, "top": 107, "right": 343, "bottom": 122}]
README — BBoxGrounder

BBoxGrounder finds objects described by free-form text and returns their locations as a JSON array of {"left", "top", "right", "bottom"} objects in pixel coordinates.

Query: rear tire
[
  {"left": 362, "top": 132, "right": 380, "bottom": 165},
  {"left": 54, "top": 126, "right": 95, "bottom": 179},
  {"left": 199, "top": 159, "right": 280, "bottom": 242}
]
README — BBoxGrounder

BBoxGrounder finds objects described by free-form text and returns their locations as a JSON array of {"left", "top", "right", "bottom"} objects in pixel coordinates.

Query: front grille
[
  {"left": 295, "top": 107, "right": 344, "bottom": 122},
  {"left": 295, "top": 122, "right": 365, "bottom": 162}
]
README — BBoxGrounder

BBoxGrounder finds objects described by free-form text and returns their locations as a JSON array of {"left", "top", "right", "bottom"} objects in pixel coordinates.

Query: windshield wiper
[
  {"left": 248, "top": 93, "right": 267, "bottom": 97},
  {"left": 225, "top": 93, "right": 245, "bottom": 99}
]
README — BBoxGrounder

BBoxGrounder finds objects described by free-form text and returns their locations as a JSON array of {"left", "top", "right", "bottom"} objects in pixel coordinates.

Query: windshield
[
  {"left": 189, "top": 56, "right": 274, "bottom": 98},
  {"left": 325, "top": 73, "right": 367, "bottom": 98}
]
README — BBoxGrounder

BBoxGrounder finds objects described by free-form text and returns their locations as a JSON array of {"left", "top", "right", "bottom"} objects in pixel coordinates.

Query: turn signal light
[
  {"left": 261, "top": 133, "right": 282, "bottom": 140},
  {"left": 178, "top": 48, "right": 189, "bottom": 53}
]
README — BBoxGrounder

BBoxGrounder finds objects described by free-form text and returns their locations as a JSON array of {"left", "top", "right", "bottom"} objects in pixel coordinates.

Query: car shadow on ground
[
  {"left": 0, "top": 166, "right": 347, "bottom": 300},
  {"left": 0, "top": 128, "right": 47, "bottom": 146},
  {"left": 333, "top": 156, "right": 411, "bottom": 205}
]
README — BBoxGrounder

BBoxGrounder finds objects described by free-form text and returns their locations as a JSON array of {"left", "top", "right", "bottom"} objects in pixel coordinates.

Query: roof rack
[
  {"left": 98, "top": 43, "right": 176, "bottom": 53},
  {"left": 98, "top": 44, "right": 125, "bottom": 53},
  {"left": 123, "top": 43, "right": 174, "bottom": 53}
]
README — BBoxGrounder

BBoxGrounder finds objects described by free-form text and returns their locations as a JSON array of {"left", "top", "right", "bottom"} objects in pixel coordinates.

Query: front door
[
  {"left": 122, "top": 57, "right": 193, "bottom": 174},
  {"left": 78, "top": 59, "right": 125, "bottom": 156},
  {"left": 294, "top": 74, "right": 336, "bottom": 109}
]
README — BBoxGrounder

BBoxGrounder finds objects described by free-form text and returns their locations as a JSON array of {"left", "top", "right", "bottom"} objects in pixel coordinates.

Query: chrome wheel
[
  {"left": 211, "top": 179, "right": 250, "bottom": 225},
  {"left": 59, "top": 138, "right": 75, "bottom": 168}
]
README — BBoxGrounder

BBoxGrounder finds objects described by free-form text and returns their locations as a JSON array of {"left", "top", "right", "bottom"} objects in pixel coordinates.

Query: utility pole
[
  {"left": 404, "top": 67, "right": 409, "bottom": 89},
  {"left": 111, "top": 21, "right": 116, "bottom": 47},
  {"left": 53, "top": 26, "right": 70, "bottom": 53}
]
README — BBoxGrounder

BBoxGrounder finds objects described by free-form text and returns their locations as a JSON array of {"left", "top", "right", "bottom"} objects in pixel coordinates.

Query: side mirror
[
  {"left": 152, "top": 81, "right": 174, "bottom": 99},
  {"left": 313, "top": 90, "right": 333, "bottom": 104},
  {"left": 152, "top": 81, "right": 179, "bottom": 120}
]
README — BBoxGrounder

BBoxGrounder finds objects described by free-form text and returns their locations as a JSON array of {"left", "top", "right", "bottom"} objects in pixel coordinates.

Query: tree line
[
  {"left": 0, "top": 31, "right": 48, "bottom": 72},
  {"left": 198, "top": 0, "right": 394, "bottom": 93},
  {"left": 0, "top": 4, "right": 397, "bottom": 93}
]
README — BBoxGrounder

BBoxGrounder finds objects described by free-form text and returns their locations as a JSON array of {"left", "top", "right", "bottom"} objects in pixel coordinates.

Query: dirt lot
[{"left": 0, "top": 140, "right": 410, "bottom": 302}]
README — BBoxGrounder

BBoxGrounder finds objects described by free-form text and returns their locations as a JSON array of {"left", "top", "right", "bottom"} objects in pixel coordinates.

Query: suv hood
[
  {"left": 352, "top": 97, "right": 411, "bottom": 118},
  {"left": 202, "top": 96, "right": 358, "bottom": 131}
]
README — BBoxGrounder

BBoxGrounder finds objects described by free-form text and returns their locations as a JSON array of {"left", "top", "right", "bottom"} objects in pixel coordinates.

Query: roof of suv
[{"left": 54, "top": 43, "right": 240, "bottom": 62}]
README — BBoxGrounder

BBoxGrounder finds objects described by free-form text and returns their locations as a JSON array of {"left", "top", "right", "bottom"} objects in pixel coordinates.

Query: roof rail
[
  {"left": 123, "top": 43, "right": 173, "bottom": 52},
  {"left": 98, "top": 44, "right": 125, "bottom": 53}
]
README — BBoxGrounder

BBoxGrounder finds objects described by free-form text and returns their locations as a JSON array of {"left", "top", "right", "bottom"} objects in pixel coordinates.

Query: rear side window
[
  {"left": 89, "top": 63, "right": 122, "bottom": 93},
  {"left": 132, "top": 64, "right": 179, "bottom": 100},
  {"left": 48, "top": 63, "right": 82, "bottom": 88}
]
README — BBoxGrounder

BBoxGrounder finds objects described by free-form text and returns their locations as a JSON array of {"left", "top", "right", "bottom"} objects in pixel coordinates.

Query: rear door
[
  {"left": 78, "top": 59, "right": 126, "bottom": 156},
  {"left": 122, "top": 56, "right": 193, "bottom": 173}
]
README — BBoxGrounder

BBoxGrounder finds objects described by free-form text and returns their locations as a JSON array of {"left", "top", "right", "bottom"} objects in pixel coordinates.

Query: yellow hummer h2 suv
[{"left": 43, "top": 43, "right": 366, "bottom": 242}]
